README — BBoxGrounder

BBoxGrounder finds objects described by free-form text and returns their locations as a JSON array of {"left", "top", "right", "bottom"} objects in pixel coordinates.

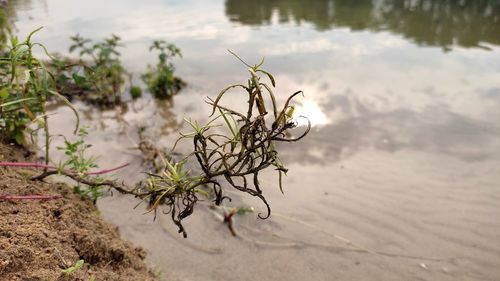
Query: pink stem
[
  {"left": 86, "top": 163, "right": 130, "bottom": 175},
  {"left": 0, "top": 162, "right": 56, "bottom": 169},
  {"left": 0, "top": 195, "right": 62, "bottom": 201},
  {"left": 0, "top": 162, "right": 129, "bottom": 175}
]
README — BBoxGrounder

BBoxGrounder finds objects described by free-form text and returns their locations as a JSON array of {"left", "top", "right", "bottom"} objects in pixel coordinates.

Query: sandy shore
[{"left": 0, "top": 142, "right": 158, "bottom": 281}]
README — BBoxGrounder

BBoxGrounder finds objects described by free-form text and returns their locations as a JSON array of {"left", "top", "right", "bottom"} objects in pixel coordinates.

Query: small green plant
[
  {"left": 60, "top": 259, "right": 96, "bottom": 280},
  {"left": 67, "top": 34, "right": 125, "bottom": 106},
  {"left": 49, "top": 53, "right": 90, "bottom": 99},
  {"left": 0, "top": 99, "right": 29, "bottom": 144},
  {"left": 0, "top": 28, "right": 79, "bottom": 167},
  {"left": 61, "top": 259, "right": 84, "bottom": 274},
  {"left": 152, "top": 269, "right": 163, "bottom": 278},
  {"left": 56, "top": 127, "right": 104, "bottom": 202},
  {"left": 137, "top": 52, "right": 310, "bottom": 237},
  {"left": 141, "top": 40, "right": 184, "bottom": 98},
  {"left": 130, "top": 85, "right": 142, "bottom": 99}
]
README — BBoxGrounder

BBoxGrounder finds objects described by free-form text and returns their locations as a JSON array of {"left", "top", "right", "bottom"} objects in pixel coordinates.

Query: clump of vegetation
[
  {"left": 130, "top": 85, "right": 142, "bottom": 99},
  {"left": 49, "top": 53, "right": 89, "bottom": 98},
  {"left": 0, "top": 29, "right": 127, "bottom": 201},
  {"left": 0, "top": 35, "right": 32, "bottom": 145},
  {"left": 52, "top": 38, "right": 184, "bottom": 103},
  {"left": 56, "top": 127, "right": 105, "bottom": 202},
  {"left": 137, "top": 53, "right": 310, "bottom": 237},
  {"left": 0, "top": 31, "right": 127, "bottom": 205},
  {"left": 0, "top": 28, "right": 79, "bottom": 166},
  {"left": 141, "top": 40, "right": 184, "bottom": 98},
  {"left": 0, "top": 92, "right": 29, "bottom": 145},
  {"left": 25, "top": 124, "right": 133, "bottom": 204},
  {"left": 59, "top": 34, "right": 126, "bottom": 106}
]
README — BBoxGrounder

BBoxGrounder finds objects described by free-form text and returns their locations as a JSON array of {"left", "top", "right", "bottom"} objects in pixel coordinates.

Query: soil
[{"left": 0, "top": 142, "right": 158, "bottom": 281}]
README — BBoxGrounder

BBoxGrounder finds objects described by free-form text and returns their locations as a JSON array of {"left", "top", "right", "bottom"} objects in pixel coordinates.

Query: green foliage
[
  {"left": 0, "top": 109, "right": 29, "bottom": 144},
  {"left": 67, "top": 34, "right": 125, "bottom": 106},
  {"left": 57, "top": 127, "right": 104, "bottom": 202},
  {"left": 0, "top": 28, "right": 79, "bottom": 167},
  {"left": 49, "top": 53, "right": 91, "bottom": 98},
  {"left": 58, "top": 127, "right": 98, "bottom": 174},
  {"left": 141, "top": 40, "right": 184, "bottom": 98},
  {"left": 60, "top": 259, "right": 95, "bottom": 280},
  {"left": 0, "top": 33, "right": 38, "bottom": 145},
  {"left": 140, "top": 53, "right": 310, "bottom": 237},
  {"left": 130, "top": 85, "right": 142, "bottom": 99},
  {"left": 61, "top": 259, "right": 84, "bottom": 274}
]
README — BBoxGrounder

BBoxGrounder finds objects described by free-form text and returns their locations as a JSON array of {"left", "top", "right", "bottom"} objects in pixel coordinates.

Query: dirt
[{"left": 0, "top": 142, "right": 158, "bottom": 281}]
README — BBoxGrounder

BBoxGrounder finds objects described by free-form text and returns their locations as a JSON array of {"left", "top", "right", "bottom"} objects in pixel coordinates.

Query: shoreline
[{"left": 0, "top": 142, "right": 159, "bottom": 280}]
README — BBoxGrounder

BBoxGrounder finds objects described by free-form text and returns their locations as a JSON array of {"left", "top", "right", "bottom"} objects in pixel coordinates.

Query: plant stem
[
  {"left": 44, "top": 114, "right": 49, "bottom": 168},
  {"left": 0, "top": 162, "right": 55, "bottom": 169},
  {"left": 0, "top": 161, "right": 129, "bottom": 176},
  {"left": 0, "top": 194, "right": 62, "bottom": 200}
]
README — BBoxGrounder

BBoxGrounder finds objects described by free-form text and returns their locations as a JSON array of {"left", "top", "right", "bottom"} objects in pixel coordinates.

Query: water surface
[{"left": 11, "top": 0, "right": 500, "bottom": 280}]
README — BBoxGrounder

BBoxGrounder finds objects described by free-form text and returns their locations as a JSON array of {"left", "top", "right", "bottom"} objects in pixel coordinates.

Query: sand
[{"left": 0, "top": 142, "right": 158, "bottom": 281}]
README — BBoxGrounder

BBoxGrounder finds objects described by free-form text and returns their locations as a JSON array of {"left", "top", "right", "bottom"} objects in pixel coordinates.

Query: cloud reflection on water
[
  {"left": 280, "top": 94, "right": 499, "bottom": 165},
  {"left": 10, "top": 0, "right": 500, "bottom": 169}
]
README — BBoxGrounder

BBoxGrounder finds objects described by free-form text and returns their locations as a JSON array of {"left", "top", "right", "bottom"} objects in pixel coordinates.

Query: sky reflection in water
[
  {"left": 8, "top": 0, "right": 500, "bottom": 164},
  {"left": 9, "top": 1, "right": 500, "bottom": 281},
  {"left": 6, "top": 0, "right": 498, "bottom": 179}
]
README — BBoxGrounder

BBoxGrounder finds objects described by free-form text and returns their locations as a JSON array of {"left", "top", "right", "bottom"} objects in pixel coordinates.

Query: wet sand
[{"left": 96, "top": 127, "right": 500, "bottom": 281}]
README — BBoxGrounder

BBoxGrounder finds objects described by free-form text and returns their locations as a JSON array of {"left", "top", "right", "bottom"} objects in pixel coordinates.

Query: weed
[
  {"left": 61, "top": 259, "right": 84, "bottom": 274},
  {"left": 66, "top": 34, "right": 126, "bottom": 106},
  {"left": 49, "top": 53, "right": 89, "bottom": 98},
  {"left": 130, "top": 85, "right": 142, "bottom": 99},
  {"left": 60, "top": 259, "right": 96, "bottom": 280},
  {"left": 139, "top": 52, "right": 310, "bottom": 237},
  {"left": 152, "top": 269, "right": 163, "bottom": 278},
  {"left": 57, "top": 127, "right": 98, "bottom": 175},
  {"left": 141, "top": 40, "right": 184, "bottom": 98},
  {"left": 56, "top": 127, "right": 104, "bottom": 202},
  {"left": 0, "top": 28, "right": 79, "bottom": 167}
]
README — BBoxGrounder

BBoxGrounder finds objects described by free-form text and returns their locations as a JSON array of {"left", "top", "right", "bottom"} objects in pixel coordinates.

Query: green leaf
[
  {"left": 0, "top": 97, "right": 36, "bottom": 108},
  {"left": 257, "top": 69, "right": 276, "bottom": 87},
  {"left": 61, "top": 259, "right": 84, "bottom": 274},
  {"left": 48, "top": 90, "right": 80, "bottom": 134},
  {"left": 0, "top": 88, "right": 9, "bottom": 99},
  {"left": 72, "top": 73, "right": 88, "bottom": 87},
  {"left": 10, "top": 36, "right": 18, "bottom": 47},
  {"left": 14, "top": 132, "right": 25, "bottom": 145},
  {"left": 130, "top": 86, "right": 142, "bottom": 99},
  {"left": 26, "top": 26, "right": 44, "bottom": 44},
  {"left": 278, "top": 170, "right": 284, "bottom": 194}
]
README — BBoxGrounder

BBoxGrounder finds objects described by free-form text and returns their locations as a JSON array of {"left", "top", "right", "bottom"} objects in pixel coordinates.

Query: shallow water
[{"left": 11, "top": 0, "right": 500, "bottom": 280}]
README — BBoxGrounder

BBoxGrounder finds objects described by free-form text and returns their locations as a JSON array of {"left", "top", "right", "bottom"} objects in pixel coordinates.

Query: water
[{"left": 10, "top": 0, "right": 500, "bottom": 280}]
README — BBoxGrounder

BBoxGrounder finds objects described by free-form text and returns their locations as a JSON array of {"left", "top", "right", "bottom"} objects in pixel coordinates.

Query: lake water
[{"left": 10, "top": 0, "right": 500, "bottom": 280}]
